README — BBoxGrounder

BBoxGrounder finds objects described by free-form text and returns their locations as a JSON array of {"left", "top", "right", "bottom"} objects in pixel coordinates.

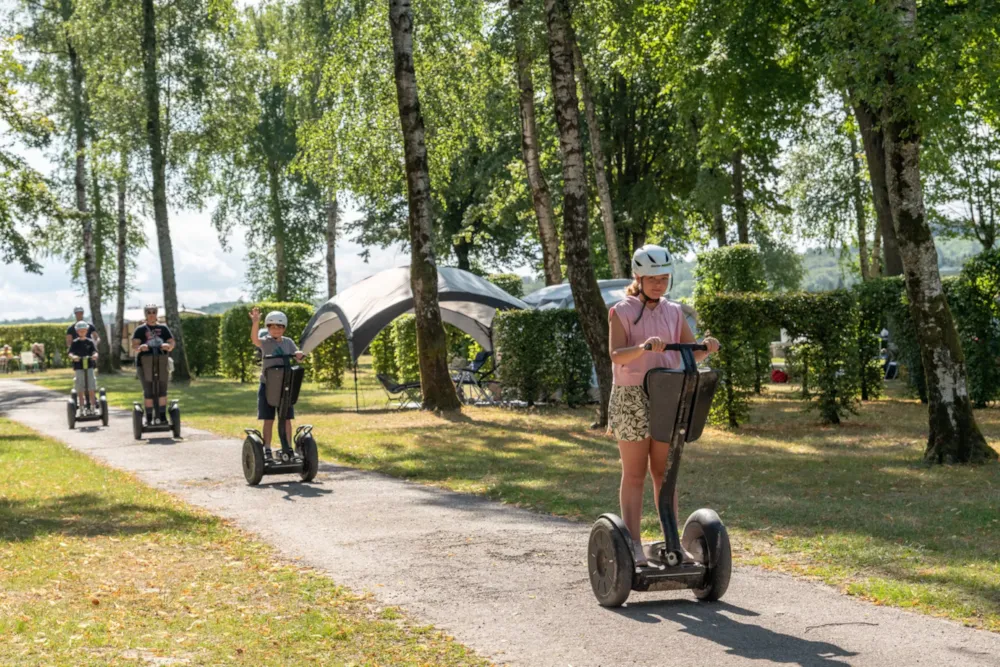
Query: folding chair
[
  {"left": 452, "top": 351, "right": 496, "bottom": 405},
  {"left": 377, "top": 373, "right": 422, "bottom": 410},
  {"left": 20, "top": 351, "right": 40, "bottom": 373}
]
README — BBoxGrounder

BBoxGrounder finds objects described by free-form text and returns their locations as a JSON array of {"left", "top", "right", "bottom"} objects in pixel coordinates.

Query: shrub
[
  {"left": 487, "top": 273, "right": 525, "bottom": 299},
  {"left": 392, "top": 315, "right": 420, "bottom": 383},
  {"left": 181, "top": 314, "right": 221, "bottom": 377},
  {"left": 0, "top": 323, "right": 72, "bottom": 368},
  {"left": 369, "top": 328, "right": 399, "bottom": 379},
  {"left": 493, "top": 309, "right": 591, "bottom": 406}
]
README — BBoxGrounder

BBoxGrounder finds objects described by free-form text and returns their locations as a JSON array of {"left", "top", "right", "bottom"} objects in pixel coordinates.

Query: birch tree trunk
[
  {"left": 848, "top": 123, "right": 871, "bottom": 280},
  {"left": 731, "top": 149, "right": 749, "bottom": 244},
  {"left": 388, "top": 0, "right": 460, "bottom": 411},
  {"left": 267, "top": 164, "right": 287, "bottom": 301},
  {"left": 510, "top": 0, "right": 562, "bottom": 285},
  {"left": 881, "top": 0, "right": 995, "bottom": 464},
  {"left": 854, "top": 100, "right": 904, "bottom": 276},
  {"left": 114, "top": 168, "right": 127, "bottom": 371},
  {"left": 325, "top": 191, "right": 337, "bottom": 298},
  {"left": 572, "top": 41, "right": 623, "bottom": 278},
  {"left": 713, "top": 200, "right": 727, "bottom": 247},
  {"left": 142, "top": 0, "right": 190, "bottom": 381},
  {"left": 543, "top": 0, "right": 612, "bottom": 425}
]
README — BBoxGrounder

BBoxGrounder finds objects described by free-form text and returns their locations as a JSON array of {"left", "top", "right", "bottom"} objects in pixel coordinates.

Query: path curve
[{"left": 2, "top": 380, "right": 998, "bottom": 667}]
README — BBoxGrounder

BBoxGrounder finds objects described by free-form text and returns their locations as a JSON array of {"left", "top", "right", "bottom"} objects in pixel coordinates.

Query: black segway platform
[
  {"left": 242, "top": 353, "right": 319, "bottom": 486},
  {"left": 132, "top": 345, "right": 180, "bottom": 440},
  {"left": 588, "top": 343, "right": 731, "bottom": 607},
  {"left": 67, "top": 357, "right": 109, "bottom": 429}
]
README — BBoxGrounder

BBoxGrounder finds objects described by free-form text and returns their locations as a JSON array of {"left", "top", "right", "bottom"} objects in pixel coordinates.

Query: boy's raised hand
[{"left": 250, "top": 307, "right": 261, "bottom": 322}]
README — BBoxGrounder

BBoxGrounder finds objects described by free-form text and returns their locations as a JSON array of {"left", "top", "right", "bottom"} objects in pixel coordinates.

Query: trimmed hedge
[
  {"left": 697, "top": 290, "right": 861, "bottom": 426},
  {"left": 219, "top": 301, "right": 346, "bottom": 386},
  {"left": 493, "top": 309, "right": 592, "bottom": 406},
  {"left": 371, "top": 316, "right": 481, "bottom": 384},
  {"left": 181, "top": 314, "right": 221, "bottom": 377},
  {"left": 0, "top": 323, "right": 73, "bottom": 368},
  {"left": 487, "top": 273, "right": 524, "bottom": 299}
]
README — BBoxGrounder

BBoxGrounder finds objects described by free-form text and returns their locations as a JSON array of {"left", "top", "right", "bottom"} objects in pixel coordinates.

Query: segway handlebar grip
[{"left": 643, "top": 343, "right": 709, "bottom": 352}]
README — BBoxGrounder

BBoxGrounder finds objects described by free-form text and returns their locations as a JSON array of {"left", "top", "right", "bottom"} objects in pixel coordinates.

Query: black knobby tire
[
  {"left": 682, "top": 509, "right": 732, "bottom": 602},
  {"left": 100, "top": 399, "right": 109, "bottom": 427},
  {"left": 299, "top": 435, "right": 319, "bottom": 482},
  {"left": 588, "top": 516, "right": 634, "bottom": 607},
  {"left": 170, "top": 407, "right": 181, "bottom": 439},
  {"left": 243, "top": 437, "right": 265, "bottom": 486},
  {"left": 66, "top": 401, "right": 76, "bottom": 430},
  {"left": 132, "top": 408, "right": 143, "bottom": 441}
]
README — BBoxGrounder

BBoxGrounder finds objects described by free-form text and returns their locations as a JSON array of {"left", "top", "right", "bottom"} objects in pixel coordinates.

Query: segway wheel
[
  {"left": 170, "top": 406, "right": 181, "bottom": 439},
  {"left": 242, "top": 437, "right": 265, "bottom": 486},
  {"left": 66, "top": 400, "right": 76, "bottom": 430},
  {"left": 588, "top": 516, "right": 634, "bottom": 607},
  {"left": 682, "top": 509, "right": 732, "bottom": 602},
  {"left": 100, "top": 398, "right": 109, "bottom": 427},
  {"left": 299, "top": 435, "right": 319, "bottom": 482},
  {"left": 132, "top": 407, "right": 143, "bottom": 441}
]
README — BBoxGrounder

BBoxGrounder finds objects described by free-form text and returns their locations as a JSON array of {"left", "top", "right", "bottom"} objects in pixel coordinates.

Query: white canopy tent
[{"left": 299, "top": 266, "right": 529, "bottom": 360}]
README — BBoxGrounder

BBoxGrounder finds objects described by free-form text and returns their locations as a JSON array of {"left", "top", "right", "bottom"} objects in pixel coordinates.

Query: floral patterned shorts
[{"left": 607, "top": 384, "right": 650, "bottom": 441}]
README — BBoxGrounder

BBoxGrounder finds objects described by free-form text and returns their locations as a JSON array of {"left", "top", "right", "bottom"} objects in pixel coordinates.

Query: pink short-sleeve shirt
[{"left": 609, "top": 297, "right": 685, "bottom": 387}]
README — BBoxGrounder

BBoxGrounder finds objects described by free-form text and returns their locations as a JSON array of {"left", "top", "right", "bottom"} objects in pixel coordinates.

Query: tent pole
[{"left": 353, "top": 359, "right": 359, "bottom": 413}]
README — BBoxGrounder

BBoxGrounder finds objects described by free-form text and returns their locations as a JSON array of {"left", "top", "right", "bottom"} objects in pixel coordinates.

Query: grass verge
[
  {"left": 32, "top": 369, "right": 1000, "bottom": 631},
  {"left": 0, "top": 417, "right": 484, "bottom": 666}
]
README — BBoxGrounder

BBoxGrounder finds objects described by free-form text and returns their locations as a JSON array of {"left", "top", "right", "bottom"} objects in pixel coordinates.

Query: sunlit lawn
[
  {"left": 0, "top": 418, "right": 483, "bottom": 666},
  {"left": 30, "top": 365, "right": 1000, "bottom": 632}
]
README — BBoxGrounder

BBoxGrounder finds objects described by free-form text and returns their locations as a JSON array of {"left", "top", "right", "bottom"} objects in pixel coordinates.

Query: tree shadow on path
[{"left": 614, "top": 600, "right": 857, "bottom": 667}]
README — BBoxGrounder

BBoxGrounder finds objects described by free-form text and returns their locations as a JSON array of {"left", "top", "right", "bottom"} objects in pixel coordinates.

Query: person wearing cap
[
  {"left": 131, "top": 304, "right": 175, "bottom": 425},
  {"left": 65, "top": 306, "right": 99, "bottom": 348},
  {"left": 69, "top": 320, "right": 99, "bottom": 413},
  {"left": 250, "top": 307, "right": 305, "bottom": 455},
  {"left": 607, "top": 244, "right": 720, "bottom": 566}
]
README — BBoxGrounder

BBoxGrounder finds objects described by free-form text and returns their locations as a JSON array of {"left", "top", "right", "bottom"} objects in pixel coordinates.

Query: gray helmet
[
  {"left": 73, "top": 305, "right": 85, "bottom": 314},
  {"left": 264, "top": 311, "right": 288, "bottom": 327}
]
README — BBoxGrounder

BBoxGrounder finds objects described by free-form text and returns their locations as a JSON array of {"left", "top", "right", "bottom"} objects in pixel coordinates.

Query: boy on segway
[
  {"left": 69, "top": 321, "right": 99, "bottom": 414},
  {"left": 250, "top": 307, "right": 305, "bottom": 456},
  {"left": 131, "top": 304, "right": 175, "bottom": 426}
]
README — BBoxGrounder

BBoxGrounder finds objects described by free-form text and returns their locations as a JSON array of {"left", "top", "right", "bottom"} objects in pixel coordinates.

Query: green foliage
[
  {"left": 486, "top": 273, "right": 524, "bottom": 299},
  {"left": 392, "top": 315, "right": 419, "bottom": 384},
  {"left": 218, "top": 301, "right": 341, "bottom": 386},
  {"left": 948, "top": 252, "right": 1000, "bottom": 407},
  {"left": 0, "top": 323, "right": 71, "bottom": 368},
  {"left": 853, "top": 278, "right": 905, "bottom": 401},
  {"left": 310, "top": 331, "right": 349, "bottom": 389},
  {"left": 493, "top": 310, "right": 592, "bottom": 407},
  {"left": 370, "top": 328, "right": 399, "bottom": 380},
  {"left": 181, "top": 315, "right": 221, "bottom": 377},
  {"left": 697, "top": 291, "right": 861, "bottom": 426},
  {"left": 693, "top": 245, "right": 768, "bottom": 299}
]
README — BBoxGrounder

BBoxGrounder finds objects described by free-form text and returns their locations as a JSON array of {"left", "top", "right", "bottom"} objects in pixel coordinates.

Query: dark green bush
[
  {"left": 181, "top": 314, "right": 221, "bottom": 377},
  {"left": 487, "top": 273, "right": 525, "bottom": 299},
  {"left": 493, "top": 309, "right": 591, "bottom": 406}
]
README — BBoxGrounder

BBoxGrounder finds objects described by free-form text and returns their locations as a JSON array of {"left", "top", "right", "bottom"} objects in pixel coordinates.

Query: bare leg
[
  {"left": 262, "top": 419, "right": 274, "bottom": 447},
  {"left": 88, "top": 390, "right": 97, "bottom": 409},
  {"left": 648, "top": 439, "right": 679, "bottom": 519},
  {"left": 286, "top": 419, "right": 294, "bottom": 447},
  {"left": 618, "top": 438, "right": 652, "bottom": 543}
]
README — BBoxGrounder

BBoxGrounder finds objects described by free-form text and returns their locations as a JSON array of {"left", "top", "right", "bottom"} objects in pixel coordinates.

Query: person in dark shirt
[
  {"left": 68, "top": 321, "right": 99, "bottom": 411},
  {"left": 65, "top": 305, "right": 99, "bottom": 348},
  {"left": 131, "top": 304, "right": 175, "bottom": 425}
]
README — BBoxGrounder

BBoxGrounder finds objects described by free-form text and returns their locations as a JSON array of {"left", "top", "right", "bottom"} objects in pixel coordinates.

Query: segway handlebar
[
  {"left": 263, "top": 352, "right": 300, "bottom": 360},
  {"left": 643, "top": 342, "right": 709, "bottom": 352}
]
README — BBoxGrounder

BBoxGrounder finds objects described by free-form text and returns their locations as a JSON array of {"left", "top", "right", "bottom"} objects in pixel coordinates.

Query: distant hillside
[
  {"left": 0, "top": 316, "right": 72, "bottom": 326},
  {"left": 191, "top": 301, "right": 241, "bottom": 315}
]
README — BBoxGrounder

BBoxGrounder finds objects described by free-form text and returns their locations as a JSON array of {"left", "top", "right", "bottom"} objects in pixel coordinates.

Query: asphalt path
[{"left": 2, "top": 380, "right": 998, "bottom": 666}]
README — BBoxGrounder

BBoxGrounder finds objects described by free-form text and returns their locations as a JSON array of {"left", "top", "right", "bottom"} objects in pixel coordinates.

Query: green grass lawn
[
  {"left": 30, "top": 368, "right": 1000, "bottom": 631},
  {"left": 0, "top": 418, "right": 484, "bottom": 666}
]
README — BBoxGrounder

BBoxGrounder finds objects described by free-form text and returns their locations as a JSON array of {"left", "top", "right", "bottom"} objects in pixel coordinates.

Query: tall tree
[
  {"left": 510, "top": 0, "right": 561, "bottom": 285},
  {"left": 543, "top": 0, "right": 612, "bottom": 423},
  {"left": 140, "top": 0, "right": 189, "bottom": 379},
  {"left": 325, "top": 194, "right": 338, "bottom": 297},
  {"left": 853, "top": 101, "right": 904, "bottom": 276},
  {"left": 877, "top": 0, "right": 994, "bottom": 463},
  {"left": 387, "top": 0, "right": 461, "bottom": 410}
]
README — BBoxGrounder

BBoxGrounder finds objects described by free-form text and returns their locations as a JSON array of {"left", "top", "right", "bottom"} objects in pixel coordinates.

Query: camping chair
[
  {"left": 377, "top": 373, "right": 422, "bottom": 411},
  {"left": 20, "top": 351, "right": 40, "bottom": 373},
  {"left": 451, "top": 350, "right": 496, "bottom": 405}
]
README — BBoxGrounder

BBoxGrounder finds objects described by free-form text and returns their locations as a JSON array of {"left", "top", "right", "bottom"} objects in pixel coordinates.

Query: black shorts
[{"left": 257, "top": 382, "right": 294, "bottom": 420}]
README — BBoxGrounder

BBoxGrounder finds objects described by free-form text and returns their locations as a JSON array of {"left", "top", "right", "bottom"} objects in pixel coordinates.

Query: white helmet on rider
[
  {"left": 264, "top": 311, "right": 288, "bottom": 328},
  {"left": 631, "top": 244, "right": 674, "bottom": 278}
]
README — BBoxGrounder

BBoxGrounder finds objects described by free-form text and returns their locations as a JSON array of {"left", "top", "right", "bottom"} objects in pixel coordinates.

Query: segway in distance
[
  {"left": 67, "top": 355, "right": 108, "bottom": 429},
  {"left": 588, "top": 343, "right": 731, "bottom": 607},
  {"left": 242, "top": 352, "right": 319, "bottom": 485},
  {"left": 132, "top": 342, "right": 180, "bottom": 439}
]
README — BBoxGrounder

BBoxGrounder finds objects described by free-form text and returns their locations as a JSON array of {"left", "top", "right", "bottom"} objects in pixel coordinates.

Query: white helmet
[
  {"left": 631, "top": 244, "right": 673, "bottom": 277},
  {"left": 264, "top": 311, "right": 288, "bottom": 327},
  {"left": 73, "top": 320, "right": 89, "bottom": 330}
]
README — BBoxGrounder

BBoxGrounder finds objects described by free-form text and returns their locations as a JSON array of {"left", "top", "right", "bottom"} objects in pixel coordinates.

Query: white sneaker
[{"left": 632, "top": 541, "right": 648, "bottom": 567}]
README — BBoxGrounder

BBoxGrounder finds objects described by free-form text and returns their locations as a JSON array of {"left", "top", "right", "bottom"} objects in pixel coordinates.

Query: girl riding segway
[{"left": 607, "top": 245, "right": 719, "bottom": 567}]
